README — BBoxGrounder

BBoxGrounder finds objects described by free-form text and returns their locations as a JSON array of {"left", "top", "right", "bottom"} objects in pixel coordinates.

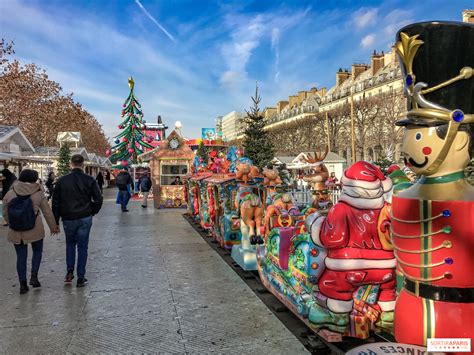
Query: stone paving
[{"left": 0, "top": 190, "right": 308, "bottom": 354}]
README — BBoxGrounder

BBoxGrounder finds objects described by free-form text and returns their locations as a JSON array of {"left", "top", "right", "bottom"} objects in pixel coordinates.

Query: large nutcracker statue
[{"left": 392, "top": 21, "right": 474, "bottom": 345}]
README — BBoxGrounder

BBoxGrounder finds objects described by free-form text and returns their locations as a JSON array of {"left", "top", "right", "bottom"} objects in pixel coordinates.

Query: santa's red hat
[
  {"left": 340, "top": 161, "right": 392, "bottom": 209},
  {"left": 341, "top": 161, "right": 392, "bottom": 192}
]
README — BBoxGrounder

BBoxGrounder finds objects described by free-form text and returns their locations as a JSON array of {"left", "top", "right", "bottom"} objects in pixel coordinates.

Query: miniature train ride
[{"left": 184, "top": 20, "right": 474, "bottom": 351}]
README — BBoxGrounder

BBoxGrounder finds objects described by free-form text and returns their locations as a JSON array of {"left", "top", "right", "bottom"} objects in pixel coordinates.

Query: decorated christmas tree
[
  {"left": 242, "top": 85, "right": 275, "bottom": 170},
  {"left": 57, "top": 144, "right": 71, "bottom": 176},
  {"left": 108, "top": 77, "right": 154, "bottom": 166},
  {"left": 196, "top": 141, "right": 208, "bottom": 162}
]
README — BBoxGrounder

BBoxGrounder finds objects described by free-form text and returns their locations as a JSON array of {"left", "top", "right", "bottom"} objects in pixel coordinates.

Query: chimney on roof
[
  {"left": 352, "top": 63, "right": 368, "bottom": 80},
  {"left": 276, "top": 100, "right": 289, "bottom": 114},
  {"left": 157, "top": 115, "right": 162, "bottom": 124},
  {"left": 463, "top": 9, "right": 474, "bottom": 23},
  {"left": 371, "top": 51, "right": 385, "bottom": 76},
  {"left": 336, "top": 68, "right": 350, "bottom": 87}
]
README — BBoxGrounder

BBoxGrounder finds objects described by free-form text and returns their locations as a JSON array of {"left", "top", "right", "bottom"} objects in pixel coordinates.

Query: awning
[{"left": 0, "top": 152, "right": 52, "bottom": 164}]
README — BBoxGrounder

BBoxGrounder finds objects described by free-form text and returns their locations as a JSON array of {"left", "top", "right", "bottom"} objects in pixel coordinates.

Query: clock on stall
[{"left": 169, "top": 137, "right": 180, "bottom": 149}]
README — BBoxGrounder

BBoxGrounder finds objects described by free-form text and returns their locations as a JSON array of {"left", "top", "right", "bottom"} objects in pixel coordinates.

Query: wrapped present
[
  {"left": 353, "top": 284, "right": 380, "bottom": 305},
  {"left": 353, "top": 299, "right": 380, "bottom": 323},
  {"left": 343, "top": 314, "right": 370, "bottom": 339}
]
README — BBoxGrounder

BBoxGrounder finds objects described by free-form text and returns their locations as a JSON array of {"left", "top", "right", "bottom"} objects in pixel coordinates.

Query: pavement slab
[{"left": 0, "top": 190, "right": 308, "bottom": 354}]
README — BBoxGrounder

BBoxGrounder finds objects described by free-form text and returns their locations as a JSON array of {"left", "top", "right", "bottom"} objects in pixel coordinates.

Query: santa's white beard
[{"left": 339, "top": 185, "right": 385, "bottom": 209}]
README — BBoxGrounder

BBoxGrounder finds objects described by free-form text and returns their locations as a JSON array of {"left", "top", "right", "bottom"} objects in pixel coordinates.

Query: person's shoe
[
  {"left": 77, "top": 278, "right": 88, "bottom": 287},
  {"left": 250, "top": 235, "right": 258, "bottom": 245},
  {"left": 29, "top": 272, "right": 41, "bottom": 288},
  {"left": 64, "top": 270, "right": 74, "bottom": 283},
  {"left": 122, "top": 209, "right": 129, "bottom": 212},
  {"left": 20, "top": 281, "right": 29, "bottom": 294},
  {"left": 141, "top": 205, "right": 147, "bottom": 208}
]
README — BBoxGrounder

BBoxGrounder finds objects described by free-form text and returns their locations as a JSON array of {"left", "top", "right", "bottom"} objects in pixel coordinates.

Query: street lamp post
[
  {"left": 325, "top": 111, "right": 331, "bottom": 152},
  {"left": 350, "top": 87, "right": 356, "bottom": 163}
]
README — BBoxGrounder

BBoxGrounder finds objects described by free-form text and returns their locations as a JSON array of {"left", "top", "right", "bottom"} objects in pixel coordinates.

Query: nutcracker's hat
[{"left": 395, "top": 21, "right": 474, "bottom": 174}]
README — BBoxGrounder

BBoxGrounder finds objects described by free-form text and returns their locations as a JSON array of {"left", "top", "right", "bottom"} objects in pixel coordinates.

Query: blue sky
[{"left": 1, "top": 0, "right": 470, "bottom": 140}]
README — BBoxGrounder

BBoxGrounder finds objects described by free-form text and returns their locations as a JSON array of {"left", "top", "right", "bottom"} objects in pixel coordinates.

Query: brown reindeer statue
[
  {"left": 302, "top": 146, "right": 332, "bottom": 210},
  {"left": 263, "top": 168, "right": 299, "bottom": 236},
  {"left": 234, "top": 161, "right": 264, "bottom": 245}
]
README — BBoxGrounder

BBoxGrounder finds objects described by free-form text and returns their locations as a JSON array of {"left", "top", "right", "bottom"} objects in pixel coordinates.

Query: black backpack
[
  {"left": 8, "top": 193, "right": 38, "bottom": 232},
  {"left": 115, "top": 173, "right": 129, "bottom": 189}
]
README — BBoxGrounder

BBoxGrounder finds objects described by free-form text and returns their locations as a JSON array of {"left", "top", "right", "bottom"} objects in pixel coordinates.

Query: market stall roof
[
  {"left": 293, "top": 151, "right": 346, "bottom": 164},
  {"left": 0, "top": 152, "right": 51, "bottom": 164},
  {"left": 272, "top": 156, "right": 296, "bottom": 165},
  {"left": 0, "top": 125, "right": 35, "bottom": 153},
  {"left": 139, "top": 130, "right": 194, "bottom": 161}
]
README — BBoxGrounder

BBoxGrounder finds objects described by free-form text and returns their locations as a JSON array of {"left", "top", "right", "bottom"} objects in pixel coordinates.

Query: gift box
[
  {"left": 353, "top": 284, "right": 380, "bottom": 305},
  {"left": 353, "top": 299, "right": 380, "bottom": 323},
  {"left": 343, "top": 314, "right": 371, "bottom": 339}
]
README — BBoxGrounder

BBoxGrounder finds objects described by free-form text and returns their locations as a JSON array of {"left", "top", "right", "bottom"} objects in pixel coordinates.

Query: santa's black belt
[{"left": 404, "top": 279, "right": 474, "bottom": 303}]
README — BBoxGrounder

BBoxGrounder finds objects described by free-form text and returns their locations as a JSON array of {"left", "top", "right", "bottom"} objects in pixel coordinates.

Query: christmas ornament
[
  {"left": 114, "top": 138, "right": 120, "bottom": 144},
  {"left": 105, "top": 149, "right": 111, "bottom": 156},
  {"left": 118, "top": 125, "right": 123, "bottom": 129},
  {"left": 122, "top": 137, "right": 128, "bottom": 143},
  {"left": 128, "top": 148, "right": 134, "bottom": 153},
  {"left": 121, "top": 160, "right": 128, "bottom": 167},
  {"left": 132, "top": 124, "right": 136, "bottom": 129}
]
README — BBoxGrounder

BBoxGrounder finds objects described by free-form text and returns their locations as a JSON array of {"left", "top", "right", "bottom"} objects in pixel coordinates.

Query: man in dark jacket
[
  {"left": 115, "top": 167, "right": 133, "bottom": 212},
  {"left": 138, "top": 171, "right": 152, "bottom": 208},
  {"left": 52, "top": 154, "right": 103, "bottom": 287}
]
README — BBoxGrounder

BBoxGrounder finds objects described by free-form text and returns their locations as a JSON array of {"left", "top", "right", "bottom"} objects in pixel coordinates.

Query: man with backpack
[
  {"left": 115, "top": 167, "right": 133, "bottom": 212},
  {"left": 2, "top": 169, "right": 59, "bottom": 294},
  {"left": 52, "top": 154, "right": 103, "bottom": 287},
  {"left": 138, "top": 171, "right": 152, "bottom": 208}
]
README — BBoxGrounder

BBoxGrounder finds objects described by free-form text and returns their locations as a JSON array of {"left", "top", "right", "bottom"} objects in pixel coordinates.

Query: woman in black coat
[
  {"left": 96, "top": 172, "right": 104, "bottom": 193},
  {"left": 1, "top": 168, "right": 17, "bottom": 200}
]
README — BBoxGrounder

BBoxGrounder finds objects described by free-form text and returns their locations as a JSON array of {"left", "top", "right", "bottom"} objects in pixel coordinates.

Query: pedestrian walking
[
  {"left": 1, "top": 167, "right": 17, "bottom": 200},
  {"left": 138, "top": 171, "right": 152, "bottom": 208},
  {"left": 52, "top": 154, "right": 103, "bottom": 287},
  {"left": 45, "top": 171, "right": 55, "bottom": 201},
  {"left": 2, "top": 169, "right": 59, "bottom": 294},
  {"left": 96, "top": 172, "right": 104, "bottom": 193},
  {"left": 105, "top": 170, "right": 111, "bottom": 188},
  {"left": 115, "top": 167, "right": 133, "bottom": 212}
]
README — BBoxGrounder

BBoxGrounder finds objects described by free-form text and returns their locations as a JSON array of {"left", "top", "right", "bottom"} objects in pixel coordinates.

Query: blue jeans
[
  {"left": 14, "top": 239, "right": 44, "bottom": 282},
  {"left": 63, "top": 216, "right": 93, "bottom": 279},
  {"left": 118, "top": 190, "right": 131, "bottom": 211}
]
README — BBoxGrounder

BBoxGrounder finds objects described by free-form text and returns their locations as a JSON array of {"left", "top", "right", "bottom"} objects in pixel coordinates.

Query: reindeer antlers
[{"left": 302, "top": 145, "right": 329, "bottom": 164}]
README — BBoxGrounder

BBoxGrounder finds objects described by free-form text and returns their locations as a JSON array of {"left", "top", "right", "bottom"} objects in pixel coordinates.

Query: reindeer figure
[
  {"left": 235, "top": 161, "right": 264, "bottom": 245},
  {"left": 263, "top": 168, "right": 299, "bottom": 236},
  {"left": 302, "top": 146, "right": 332, "bottom": 210}
]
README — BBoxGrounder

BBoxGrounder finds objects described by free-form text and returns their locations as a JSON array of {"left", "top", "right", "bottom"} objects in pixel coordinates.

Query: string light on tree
[{"left": 108, "top": 77, "right": 154, "bottom": 165}]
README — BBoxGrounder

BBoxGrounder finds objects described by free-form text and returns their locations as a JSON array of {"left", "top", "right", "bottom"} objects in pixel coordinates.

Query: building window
[{"left": 160, "top": 164, "right": 188, "bottom": 185}]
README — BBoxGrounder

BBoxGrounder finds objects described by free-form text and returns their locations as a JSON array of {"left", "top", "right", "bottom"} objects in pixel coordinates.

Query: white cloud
[
  {"left": 353, "top": 8, "right": 378, "bottom": 29},
  {"left": 361, "top": 34, "right": 376, "bottom": 48},
  {"left": 271, "top": 28, "right": 281, "bottom": 82},
  {"left": 219, "top": 71, "right": 243, "bottom": 87},
  {"left": 219, "top": 9, "right": 308, "bottom": 90}
]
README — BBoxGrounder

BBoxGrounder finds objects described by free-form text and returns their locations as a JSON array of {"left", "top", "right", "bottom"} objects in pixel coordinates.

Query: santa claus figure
[{"left": 305, "top": 161, "right": 396, "bottom": 327}]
